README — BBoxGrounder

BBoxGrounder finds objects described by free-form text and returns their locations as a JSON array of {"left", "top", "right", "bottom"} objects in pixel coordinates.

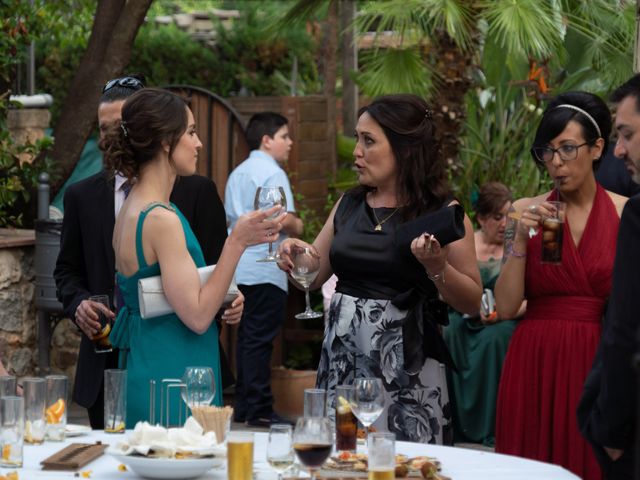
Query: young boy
[{"left": 224, "top": 112, "right": 303, "bottom": 427}]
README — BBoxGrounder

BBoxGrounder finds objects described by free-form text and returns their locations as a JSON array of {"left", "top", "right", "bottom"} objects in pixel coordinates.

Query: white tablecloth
[{"left": 18, "top": 430, "right": 580, "bottom": 479}]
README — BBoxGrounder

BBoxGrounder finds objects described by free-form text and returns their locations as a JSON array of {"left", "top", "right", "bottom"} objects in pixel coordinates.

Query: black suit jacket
[
  {"left": 578, "top": 194, "right": 640, "bottom": 479},
  {"left": 53, "top": 171, "right": 227, "bottom": 408}
]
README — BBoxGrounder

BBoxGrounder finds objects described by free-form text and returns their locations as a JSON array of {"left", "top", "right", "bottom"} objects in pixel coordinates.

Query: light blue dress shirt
[{"left": 224, "top": 150, "right": 296, "bottom": 292}]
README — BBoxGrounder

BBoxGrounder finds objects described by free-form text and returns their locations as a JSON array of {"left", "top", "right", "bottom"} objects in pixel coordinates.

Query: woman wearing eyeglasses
[{"left": 494, "top": 92, "right": 627, "bottom": 480}]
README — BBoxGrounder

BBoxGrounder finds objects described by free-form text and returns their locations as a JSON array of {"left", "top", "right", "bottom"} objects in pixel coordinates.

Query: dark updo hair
[
  {"left": 531, "top": 91, "right": 611, "bottom": 170},
  {"left": 355, "top": 94, "right": 450, "bottom": 219},
  {"left": 473, "top": 182, "right": 512, "bottom": 218},
  {"left": 100, "top": 88, "right": 188, "bottom": 181}
]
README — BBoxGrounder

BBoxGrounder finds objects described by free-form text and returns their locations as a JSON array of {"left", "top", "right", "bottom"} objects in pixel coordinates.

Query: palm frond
[
  {"left": 353, "top": 47, "right": 434, "bottom": 97},
  {"left": 277, "top": 0, "right": 328, "bottom": 28},
  {"left": 481, "top": 0, "right": 565, "bottom": 59},
  {"left": 421, "top": 0, "right": 477, "bottom": 51}
]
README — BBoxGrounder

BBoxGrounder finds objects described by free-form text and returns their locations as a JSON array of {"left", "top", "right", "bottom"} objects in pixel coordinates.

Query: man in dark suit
[
  {"left": 578, "top": 74, "right": 640, "bottom": 480},
  {"left": 54, "top": 76, "right": 228, "bottom": 429}
]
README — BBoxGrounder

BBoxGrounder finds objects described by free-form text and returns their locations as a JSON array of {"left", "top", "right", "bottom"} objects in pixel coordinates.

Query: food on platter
[
  {"left": 110, "top": 417, "right": 225, "bottom": 459},
  {"left": 324, "top": 452, "right": 442, "bottom": 478}
]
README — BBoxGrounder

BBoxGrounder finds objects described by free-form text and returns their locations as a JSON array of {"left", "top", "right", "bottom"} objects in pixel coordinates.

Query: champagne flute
[
  {"left": 254, "top": 186, "right": 287, "bottom": 262},
  {"left": 181, "top": 366, "right": 215, "bottom": 411},
  {"left": 293, "top": 417, "right": 333, "bottom": 480},
  {"left": 267, "top": 424, "right": 295, "bottom": 480},
  {"left": 350, "top": 377, "right": 384, "bottom": 439},
  {"left": 290, "top": 246, "right": 323, "bottom": 320}
]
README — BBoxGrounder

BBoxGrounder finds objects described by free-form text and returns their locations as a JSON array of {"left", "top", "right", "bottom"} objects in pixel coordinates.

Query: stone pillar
[{"left": 6, "top": 108, "right": 51, "bottom": 164}]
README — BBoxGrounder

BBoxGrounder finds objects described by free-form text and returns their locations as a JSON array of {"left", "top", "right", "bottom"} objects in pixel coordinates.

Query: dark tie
[{"left": 122, "top": 180, "right": 131, "bottom": 198}]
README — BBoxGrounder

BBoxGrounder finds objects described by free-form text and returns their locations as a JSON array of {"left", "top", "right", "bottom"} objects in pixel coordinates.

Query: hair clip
[
  {"left": 120, "top": 121, "right": 129, "bottom": 138},
  {"left": 425, "top": 108, "right": 433, "bottom": 120}
]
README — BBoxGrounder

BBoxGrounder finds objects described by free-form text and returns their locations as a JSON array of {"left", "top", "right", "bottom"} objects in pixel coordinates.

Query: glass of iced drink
[{"left": 335, "top": 385, "right": 357, "bottom": 453}]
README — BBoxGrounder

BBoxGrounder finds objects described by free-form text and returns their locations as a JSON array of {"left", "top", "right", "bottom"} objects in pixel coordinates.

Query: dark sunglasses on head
[{"left": 102, "top": 76, "right": 144, "bottom": 93}]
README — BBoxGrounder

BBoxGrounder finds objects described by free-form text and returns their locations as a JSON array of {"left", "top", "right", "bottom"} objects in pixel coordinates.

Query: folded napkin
[{"left": 113, "top": 417, "right": 225, "bottom": 458}]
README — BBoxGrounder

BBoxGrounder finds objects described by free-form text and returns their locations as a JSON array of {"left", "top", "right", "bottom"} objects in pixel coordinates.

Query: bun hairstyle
[
  {"left": 531, "top": 91, "right": 611, "bottom": 170},
  {"left": 357, "top": 93, "right": 450, "bottom": 218},
  {"left": 100, "top": 88, "right": 188, "bottom": 181}
]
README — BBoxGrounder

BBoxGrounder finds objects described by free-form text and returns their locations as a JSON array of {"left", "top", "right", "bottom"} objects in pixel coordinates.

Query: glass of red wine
[{"left": 292, "top": 417, "right": 333, "bottom": 480}]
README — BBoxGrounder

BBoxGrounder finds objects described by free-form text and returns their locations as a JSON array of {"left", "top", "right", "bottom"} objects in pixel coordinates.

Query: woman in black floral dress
[{"left": 278, "top": 94, "right": 481, "bottom": 444}]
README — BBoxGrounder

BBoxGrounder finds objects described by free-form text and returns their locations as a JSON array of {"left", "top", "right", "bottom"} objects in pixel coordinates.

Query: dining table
[{"left": 16, "top": 428, "right": 581, "bottom": 479}]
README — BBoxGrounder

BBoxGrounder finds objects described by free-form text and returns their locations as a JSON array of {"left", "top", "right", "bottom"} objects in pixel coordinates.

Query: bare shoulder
[
  {"left": 143, "top": 204, "right": 182, "bottom": 233},
  {"left": 605, "top": 190, "right": 628, "bottom": 218}
]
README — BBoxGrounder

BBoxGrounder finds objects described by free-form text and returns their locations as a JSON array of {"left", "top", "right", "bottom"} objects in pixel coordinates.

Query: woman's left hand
[
  {"left": 411, "top": 233, "right": 449, "bottom": 276},
  {"left": 221, "top": 291, "right": 244, "bottom": 325}
]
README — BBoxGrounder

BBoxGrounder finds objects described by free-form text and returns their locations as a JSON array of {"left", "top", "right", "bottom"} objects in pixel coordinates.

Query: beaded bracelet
[
  {"left": 427, "top": 267, "right": 446, "bottom": 283},
  {"left": 508, "top": 245, "right": 527, "bottom": 258}
]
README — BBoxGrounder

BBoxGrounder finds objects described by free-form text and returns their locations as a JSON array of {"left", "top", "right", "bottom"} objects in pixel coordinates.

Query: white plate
[
  {"left": 65, "top": 424, "right": 92, "bottom": 437},
  {"left": 109, "top": 451, "right": 223, "bottom": 479}
]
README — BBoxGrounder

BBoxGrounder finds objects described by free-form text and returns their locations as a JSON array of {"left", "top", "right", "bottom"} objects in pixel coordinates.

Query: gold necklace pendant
[
  {"left": 371, "top": 206, "right": 399, "bottom": 232},
  {"left": 374, "top": 223, "right": 383, "bottom": 232}
]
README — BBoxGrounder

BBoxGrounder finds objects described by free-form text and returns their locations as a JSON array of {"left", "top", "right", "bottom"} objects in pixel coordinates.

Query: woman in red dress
[{"left": 494, "top": 91, "right": 627, "bottom": 480}]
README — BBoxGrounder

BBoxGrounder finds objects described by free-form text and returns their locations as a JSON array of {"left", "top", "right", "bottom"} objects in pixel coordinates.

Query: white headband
[{"left": 554, "top": 104, "right": 602, "bottom": 138}]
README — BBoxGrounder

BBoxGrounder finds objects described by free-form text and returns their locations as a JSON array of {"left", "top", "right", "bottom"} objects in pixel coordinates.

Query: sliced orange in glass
[{"left": 45, "top": 398, "right": 65, "bottom": 424}]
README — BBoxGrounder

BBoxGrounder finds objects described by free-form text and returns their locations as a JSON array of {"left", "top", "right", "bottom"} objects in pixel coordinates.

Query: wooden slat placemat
[{"left": 40, "top": 442, "right": 108, "bottom": 471}]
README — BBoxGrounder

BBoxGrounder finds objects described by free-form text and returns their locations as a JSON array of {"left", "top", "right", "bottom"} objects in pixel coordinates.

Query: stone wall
[{"left": 0, "top": 235, "right": 80, "bottom": 383}]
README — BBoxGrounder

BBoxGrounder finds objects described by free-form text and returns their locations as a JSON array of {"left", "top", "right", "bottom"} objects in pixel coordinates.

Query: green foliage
[
  {"left": 454, "top": 85, "right": 552, "bottom": 215},
  {"left": 1, "top": 1, "right": 58, "bottom": 227},
  {"left": 213, "top": 7, "right": 320, "bottom": 96},
  {"left": 130, "top": 23, "right": 229, "bottom": 92}
]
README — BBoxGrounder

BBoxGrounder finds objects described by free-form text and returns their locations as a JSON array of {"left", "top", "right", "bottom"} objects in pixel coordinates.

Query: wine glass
[
  {"left": 293, "top": 417, "right": 333, "bottom": 480},
  {"left": 180, "top": 366, "right": 215, "bottom": 411},
  {"left": 290, "top": 246, "right": 323, "bottom": 320},
  {"left": 254, "top": 186, "right": 287, "bottom": 262},
  {"left": 267, "top": 424, "right": 295, "bottom": 480},
  {"left": 350, "top": 377, "right": 384, "bottom": 439}
]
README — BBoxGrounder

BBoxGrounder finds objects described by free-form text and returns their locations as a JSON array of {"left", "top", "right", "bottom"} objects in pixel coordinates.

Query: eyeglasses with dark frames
[
  {"left": 102, "top": 76, "right": 144, "bottom": 93},
  {"left": 531, "top": 142, "right": 591, "bottom": 164}
]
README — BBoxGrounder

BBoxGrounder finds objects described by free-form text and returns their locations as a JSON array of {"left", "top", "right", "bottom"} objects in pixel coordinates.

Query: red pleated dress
[{"left": 495, "top": 185, "right": 619, "bottom": 480}]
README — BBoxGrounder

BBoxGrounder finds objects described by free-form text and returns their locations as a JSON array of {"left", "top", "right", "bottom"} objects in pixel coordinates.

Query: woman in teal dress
[
  {"left": 444, "top": 182, "right": 525, "bottom": 446},
  {"left": 100, "top": 89, "right": 284, "bottom": 427}
]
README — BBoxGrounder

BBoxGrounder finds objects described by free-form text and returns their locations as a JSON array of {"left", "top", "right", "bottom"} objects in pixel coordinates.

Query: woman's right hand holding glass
[
  {"left": 276, "top": 239, "right": 318, "bottom": 273},
  {"left": 231, "top": 206, "right": 286, "bottom": 248},
  {"left": 516, "top": 202, "right": 558, "bottom": 240}
]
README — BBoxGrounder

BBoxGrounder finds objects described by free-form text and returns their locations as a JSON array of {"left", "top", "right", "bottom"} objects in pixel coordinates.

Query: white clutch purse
[{"left": 137, "top": 265, "right": 239, "bottom": 319}]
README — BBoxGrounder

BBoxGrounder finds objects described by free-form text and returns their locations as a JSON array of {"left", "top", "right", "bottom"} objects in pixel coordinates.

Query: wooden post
[
  {"left": 635, "top": 0, "right": 640, "bottom": 72},
  {"left": 341, "top": 0, "right": 358, "bottom": 136}
]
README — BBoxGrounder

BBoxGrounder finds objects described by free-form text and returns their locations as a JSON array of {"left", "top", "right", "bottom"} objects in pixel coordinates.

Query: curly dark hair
[
  {"left": 99, "top": 88, "right": 188, "bottom": 181},
  {"left": 352, "top": 94, "right": 450, "bottom": 219}
]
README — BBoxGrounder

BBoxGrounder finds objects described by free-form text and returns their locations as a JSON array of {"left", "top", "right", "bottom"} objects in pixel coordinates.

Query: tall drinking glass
[
  {"left": 0, "top": 396, "right": 24, "bottom": 468},
  {"left": 45, "top": 375, "right": 67, "bottom": 441},
  {"left": 267, "top": 424, "right": 294, "bottom": 480},
  {"left": 350, "top": 377, "right": 384, "bottom": 439},
  {"left": 254, "top": 186, "right": 286, "bottom": 262},
  {"left": 367, "top": 432, "right": 395, "bottom": 480},
  {"left": 290, "top": 246, "right": 323, "bottom": 320},
  {"left": 227, "top": 431, "right": 254, "bottom": 480},
  {"left": 303, "top": 388, "right": 326, "bottom": 417},
  {"left": 335, "top": 385, "right": 357, "bottom": 452},
  {"left": 540, "top": 200, "right": 565, "bottom": 265},
  {"left": 104, "top": 369, "right": 127, "bottom": 433},
  {"left": 0, "top": 376, "right": 16, "bottom": 398},
  {"left": 89, "top": 294, "right": 113, "bottom": 353},
  {"left": 293, "top": 417, "right": 333, "bottom": 480},
  {"left": 23, "top": 377, "right": 46, "bottom": 445}
]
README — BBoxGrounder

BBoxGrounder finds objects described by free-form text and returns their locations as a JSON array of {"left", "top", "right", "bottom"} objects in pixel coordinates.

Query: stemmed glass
[
  {"left": 254, "top": 186, "right": 287, "bottom": 262},
  {"left": 350, "top": 377, "right": 384, "bottom": 439},
  {"left": 267, "top": 424, "right": 295, "bottom": 480},
  {"left": 181, "top": 366, "right": 215, "bottom": 411},
  {"left": 290, "top": 246, "right": 323, "bottom": 320},
  {"left": 293, "top": 417, "right": 333, "bottom": 480}
]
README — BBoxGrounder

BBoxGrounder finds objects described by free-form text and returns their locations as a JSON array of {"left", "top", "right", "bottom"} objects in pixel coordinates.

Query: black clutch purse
[{"left": 394, "top": 204, "right": 465, "bottom": 255}]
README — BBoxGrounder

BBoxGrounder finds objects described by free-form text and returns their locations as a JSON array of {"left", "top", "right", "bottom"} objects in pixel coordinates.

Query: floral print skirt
[{"left": 317, "top": 292, "right": 452, "bottom": 444}]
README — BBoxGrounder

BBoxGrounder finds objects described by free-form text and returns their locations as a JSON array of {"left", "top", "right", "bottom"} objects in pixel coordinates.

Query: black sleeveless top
[
  {"left": 329, "top": 189, "right": 456, "bottom": 372},
  {"left": 330, "top": 190, "right": 437, "bottom": 300}
]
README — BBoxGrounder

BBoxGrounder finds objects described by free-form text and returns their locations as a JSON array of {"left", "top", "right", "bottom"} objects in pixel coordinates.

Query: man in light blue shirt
[{"left": 225, "top": 112, "right": 303, "bottom": 427}]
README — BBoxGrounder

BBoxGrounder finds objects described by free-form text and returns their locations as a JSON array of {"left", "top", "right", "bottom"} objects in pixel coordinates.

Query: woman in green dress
[
  {"left": 101, "top": 89, "right": 285, "bottom": 427},
  {"left": 444, "top": 182, "right": 525, "bottom": 446}
]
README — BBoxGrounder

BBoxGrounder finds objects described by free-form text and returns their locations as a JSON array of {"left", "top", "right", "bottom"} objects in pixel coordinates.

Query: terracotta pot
[{"left": 271, "top": 367, "right": 317, "bottom": 422}]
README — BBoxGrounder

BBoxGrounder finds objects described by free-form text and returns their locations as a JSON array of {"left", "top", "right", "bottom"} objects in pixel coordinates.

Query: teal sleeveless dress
[{"left": 110, "top": 203, "right": 223, "bottom": 427}]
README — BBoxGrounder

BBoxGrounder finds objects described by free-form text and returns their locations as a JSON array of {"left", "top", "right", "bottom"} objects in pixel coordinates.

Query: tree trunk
[
  {"left": 49, "top": 0, "right": 152, "bottom": 195},
  {"left": 431, "top": 28, "right": 478, "bottom": 178},
  {"left": 340, "top": 0, "right": 358, "bottom": 137},
  {"left": 635, "top": 0, "right": 640, "bottom": 72},
  {"left": 323, "top": 0, "right": 339, "bottom": 176}
]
